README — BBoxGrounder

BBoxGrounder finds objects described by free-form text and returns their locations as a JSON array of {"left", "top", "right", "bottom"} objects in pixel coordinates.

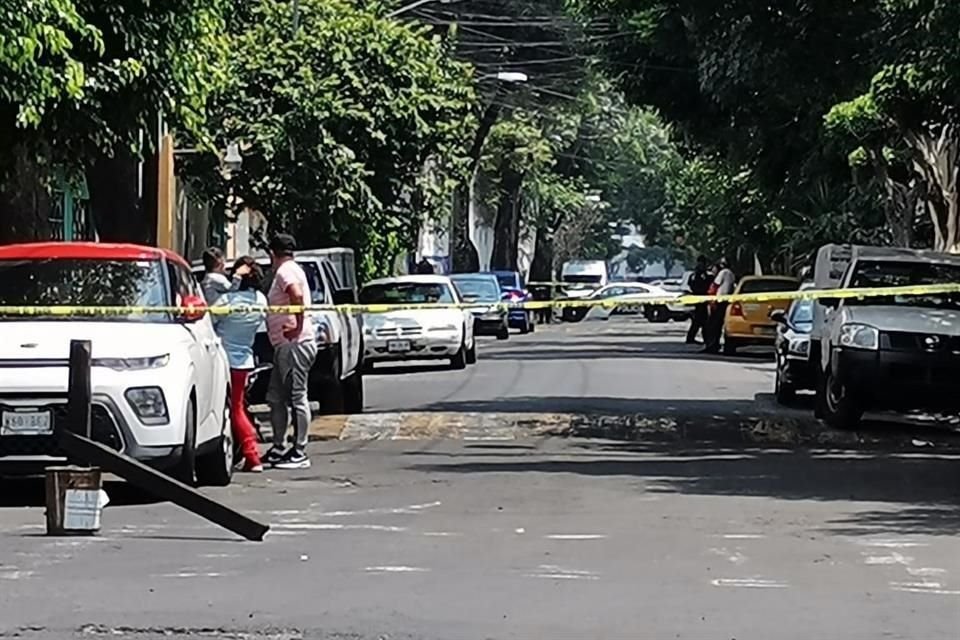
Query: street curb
[{"left": 313, "top": 411, "right": 960, "bottom": 450}]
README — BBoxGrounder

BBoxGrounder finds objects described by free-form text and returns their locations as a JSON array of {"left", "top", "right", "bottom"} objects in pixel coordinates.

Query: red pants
[{"left": 230, "top": 369, "right": 261, "bottom": 466}]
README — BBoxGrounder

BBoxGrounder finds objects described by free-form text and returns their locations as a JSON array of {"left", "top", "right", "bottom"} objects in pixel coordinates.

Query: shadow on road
[
  {"left": 479, "top": 339, "right": 774, "bottom": 363},
  {"left": 406, "top": 440, "right": 960, "bottom": 536},
  {"left": 0, "top": 478, "right": 163, "bottom": 509}
]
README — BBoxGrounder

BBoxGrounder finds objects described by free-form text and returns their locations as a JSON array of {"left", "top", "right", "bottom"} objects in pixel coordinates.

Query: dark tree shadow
[{"left": 406, "top": 440, "right": 960, "bottom": 536}]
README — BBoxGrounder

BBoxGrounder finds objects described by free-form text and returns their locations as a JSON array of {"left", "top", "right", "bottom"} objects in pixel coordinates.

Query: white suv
[{"left": 0, "top": 242, "right": 233, "bottom": 486}]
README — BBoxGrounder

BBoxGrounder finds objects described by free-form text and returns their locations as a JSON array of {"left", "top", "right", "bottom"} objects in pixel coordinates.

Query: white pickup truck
[
  {"left": 193, "top": 248, "right": 364, "bottom": 415},
  {"left": 812, "top": 244, "right": 960, "bottom": 429}
]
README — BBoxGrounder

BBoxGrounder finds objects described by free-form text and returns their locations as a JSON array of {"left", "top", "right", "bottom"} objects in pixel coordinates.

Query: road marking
[
  {"left": 525, "top": 565, "right": 599, "bottom": 581},
  {"left": 545, "top": 534, "right": 607, "bottom": 540},
  {"left": 317, "top": 501, "right": 442, "bottom": 518},
  {"left": 863, "top": 552, "right": 913, "bottom": 566},
  {"left": 0, "top": 570, "right": 33, "bottom": 580},
  {"left": 422, "top": 531, "right": 461, "bottom": 537},
  {"left": 711, "top": 578, "right": 788, "bottom": 589},
  {"left": 365, "top": 566, "right": 430, "bottom": 574},
  {"left": 158, "top": 572, "right": 228, "bottom": 578},
  {"left": 514, "top": 528, "right": 526, "bottom": 534},
  {"left": 891, "top": 584, "right": 960, "bottom": 595},
  {"left": 857, "top": 539, "right": 928, "bottom": 549},
  {"left": 722, "top": 534, "right": 765, "bottom": 539},
  {"left": 273, "top": 523, "right": 407, "bottom": 532},
  {"left": 907, "top": 567, "right": 947, "bottom": 577}
]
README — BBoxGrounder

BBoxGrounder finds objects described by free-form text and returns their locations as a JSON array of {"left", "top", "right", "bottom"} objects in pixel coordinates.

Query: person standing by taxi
[
  {"left": 685, "top": 255, "right": 711, "bottom": 344},
  {"left": 704, "top": 258, "right": 736, "bottom": 353},
  {"left": 262, "top": 234, "right": 320, "bottom": 470},
  {"left": 211, "top": 256, "right": 267, "bottom": 472}
]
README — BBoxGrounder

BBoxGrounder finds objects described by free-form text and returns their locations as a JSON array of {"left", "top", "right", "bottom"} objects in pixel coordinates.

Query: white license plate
[
  {"left": 1, "top": 410, "right": 53, "bottom": 436},
  {"left": 743, "top": 304, "right": 762, "bottom": 314},
  {"left": 387, "top": 339, "right": 412, "bottom": 353}
]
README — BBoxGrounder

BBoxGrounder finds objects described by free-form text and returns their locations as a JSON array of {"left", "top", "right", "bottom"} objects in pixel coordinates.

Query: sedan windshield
[
  {"left": 452, "top": 278, "right": 500, "bottom": 302},
  {"left": 849, "top": 260, "right": 960, "bottom": 310},
  {"left": 360, "top": 282, "right": 455, "bottom": 305},
  {"left": 0, "top": 258, "right": 170, "bottom": 322}
]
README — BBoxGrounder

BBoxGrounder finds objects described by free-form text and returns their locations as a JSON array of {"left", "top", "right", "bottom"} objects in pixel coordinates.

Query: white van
[{"left": 561, "top": 260, "right": 609, "bottom": 298}]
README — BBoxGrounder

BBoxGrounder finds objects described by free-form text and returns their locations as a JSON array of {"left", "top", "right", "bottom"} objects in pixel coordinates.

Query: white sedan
[
  {"left": 576, "top": 282, "right": 682, "bottom": 322},
  {"left": 360, "top": 275, "right": 477, "bottom": 370}
]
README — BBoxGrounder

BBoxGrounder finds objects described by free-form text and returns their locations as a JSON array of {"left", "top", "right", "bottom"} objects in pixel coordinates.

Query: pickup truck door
[{"left": 321, "top": 261, "right": 360, "bottom": 376}]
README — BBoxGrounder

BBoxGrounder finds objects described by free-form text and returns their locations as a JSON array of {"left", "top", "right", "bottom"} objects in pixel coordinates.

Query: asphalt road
[
  {"left": 2, "top": 438, "right": 960, "bottom": 639},
  {"left": 4, "top": 316, "right": 960, "bottom": 639},
  {"left": 364, "top": 316, "right": 779, "bottom": 415}
]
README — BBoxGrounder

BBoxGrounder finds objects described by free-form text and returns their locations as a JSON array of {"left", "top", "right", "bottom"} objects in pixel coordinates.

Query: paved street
[
  {"left": 2, "top": 438, "right": 960, "bottom": 639},
  {"left": 365, "top": 317, "right": 777, "bottom": 415},
  {"left": 4, "top": 317, "right": 960, "bottom": 639}
]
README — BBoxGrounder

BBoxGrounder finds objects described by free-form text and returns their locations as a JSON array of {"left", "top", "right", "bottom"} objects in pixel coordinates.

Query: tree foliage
[{"left": 188, "top": 0, "right": 478, "bottom": 279}]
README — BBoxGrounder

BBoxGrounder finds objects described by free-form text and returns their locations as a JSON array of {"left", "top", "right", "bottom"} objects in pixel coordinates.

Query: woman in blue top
[{"left": 212, "top": 256, "right": 268, "bottom": 473}]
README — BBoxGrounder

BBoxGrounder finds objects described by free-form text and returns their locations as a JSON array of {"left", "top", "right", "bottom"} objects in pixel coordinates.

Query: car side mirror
[
  {"left": 769, "top": 309, "right": 787, "bottom": 324},
  {"left": 332, "top": 288, "right": 356, "bottom": 306},
  {"left": 179, "top": 295, "right": 207, "bottom": 323}
]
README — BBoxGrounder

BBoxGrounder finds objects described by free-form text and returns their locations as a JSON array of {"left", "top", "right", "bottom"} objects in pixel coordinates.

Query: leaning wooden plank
[{"left": 59, "top": 431, "right": 269, "bottom": 542}]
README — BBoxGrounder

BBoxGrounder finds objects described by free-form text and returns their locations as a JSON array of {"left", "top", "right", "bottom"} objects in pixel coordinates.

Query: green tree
[
  {"left": 0, "top": 0, "right": 229, "bottom": 242},
  {"left": 188, "top": 0, "right": 477, "bottom": 279}
]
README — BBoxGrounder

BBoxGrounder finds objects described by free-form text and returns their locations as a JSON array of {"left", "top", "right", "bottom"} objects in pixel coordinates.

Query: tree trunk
[
  {"left": 451, "top": 102, "right": 502, "bottom": 272},
  {"left": 490, "top": 167, "right": 524, "bottom": 270},
  {"left": 906, "top": 125, "right": 959, "bottom": 252},
  {"left": 0, "top": 145, "right": 52, "bottom": 243},
  {"left": 529, "top": 227, "right": 554, "bottom": 282},
  {"left": 87, "top": 151, "right": 152, "bottom": 243},
  {"left": 450, "top": 182, "right": 480, "bottom": 273}
]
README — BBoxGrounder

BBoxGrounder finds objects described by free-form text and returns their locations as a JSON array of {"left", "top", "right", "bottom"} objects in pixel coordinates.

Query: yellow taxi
[{"left": 723, "top": 275, "right": 801, "bottom": 354}]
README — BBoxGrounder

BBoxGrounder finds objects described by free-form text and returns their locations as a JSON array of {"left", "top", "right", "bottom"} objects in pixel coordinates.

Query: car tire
[
  {"left": 722, "top": 336, "right": 738, "bottom": 355},
  {"left": 196, "top": 392, "right": 234, "bottom": 487},
  {"left": 315, "top": 346, "right": 346, "bottom": 415},
  {"left": 466, "top": 339, "right": 478, "bottom": 365},
  {"left": 529, "top": 316, "right": 535, "bottom": 333},
  {"left": 774, "top": 357, "right": 795, "bottom": 405},
  {"left": 171, "top": 396, "right": 197, "bottom": 486},
  {"left": 497, "top": 324, "right": 510, "bottom": 340},
  {"left": 450, "top": 339, "right": 467, "bottom": 370},
  {"left": 822, "top": 366, "right": 862, "bottom": 431},
  {"left": 343, "top": 366, "right": 364, "bottom": 414}
]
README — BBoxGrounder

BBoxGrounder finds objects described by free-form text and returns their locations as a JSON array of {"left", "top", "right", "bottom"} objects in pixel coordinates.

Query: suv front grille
[
  {"left": 882, "top": 331, "right": 960, "bottom": 354},
  {"left": 0, "top": 400, "right": 124, "bottom": 456},
  {"left": 374, "top": 326, "right": 423, "bottom": 338}
]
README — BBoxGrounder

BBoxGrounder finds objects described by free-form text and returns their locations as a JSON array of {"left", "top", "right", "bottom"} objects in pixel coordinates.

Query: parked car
[
  {"left": 489, "top": 271, "right": 535, "bottom": 334},
  {"left": 722, "top": 275, "right": 801, "bottom": 354},
  {"left": 0, "top": 242, "right": 234, "bottom": 486},
  {"left": 812, "top": 245, "right": 960, "bottom": 430},
  {"left": 562, "top": 282, "right": 679, "bottom": 322},
  {"left": 771, "top": 294, "right": 815, "bottom": 404},
  {"left": 450, "top": 273, "right": 510, "bottom": 340},
  {"left": 192, "top": 250, "right": 364, "bottom": 415},
  {"left": 359, "top": 275, "right": 477, "bottom": 370}
]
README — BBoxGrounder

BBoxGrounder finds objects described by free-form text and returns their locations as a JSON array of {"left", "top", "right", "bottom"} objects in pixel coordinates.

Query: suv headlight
[
  {"left": 788, "top": 337, "right": 810, "bottom": 356},
  {"left": 839, "top": 323, "right": 879, "bottom": 350},
  {"left": 94, "top": 354, "right": 170, "bottom": 371},
  {"left": 124, "top": 387, "right": 169, "bottom": 425}
]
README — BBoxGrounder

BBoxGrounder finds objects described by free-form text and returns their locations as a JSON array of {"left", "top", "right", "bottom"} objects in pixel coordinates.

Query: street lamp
[
  {"left": 479, "top": 71, "right": 529, "bottom": 84},
  {"left": 389, "top": 0, "right": 459, "bottom": 18}
]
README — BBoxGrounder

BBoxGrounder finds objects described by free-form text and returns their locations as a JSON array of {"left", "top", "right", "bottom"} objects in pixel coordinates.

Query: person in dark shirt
[{"left": 685, "top": 255, "right": 711, "bottom": 344}]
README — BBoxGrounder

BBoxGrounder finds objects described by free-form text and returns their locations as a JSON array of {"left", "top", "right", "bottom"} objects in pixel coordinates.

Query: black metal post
[{"left": 66, "top": 340, "right": 92, "bottom": 439}]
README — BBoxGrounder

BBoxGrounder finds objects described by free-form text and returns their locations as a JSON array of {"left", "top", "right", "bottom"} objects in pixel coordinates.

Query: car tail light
[{"left": 730, "top": 302, "right": 744, "bottom": 317}]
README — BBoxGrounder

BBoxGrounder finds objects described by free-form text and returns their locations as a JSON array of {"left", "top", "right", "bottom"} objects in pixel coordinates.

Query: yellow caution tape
[{"left": 0, "top": 282, "right": 957, "bottom": 316}]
